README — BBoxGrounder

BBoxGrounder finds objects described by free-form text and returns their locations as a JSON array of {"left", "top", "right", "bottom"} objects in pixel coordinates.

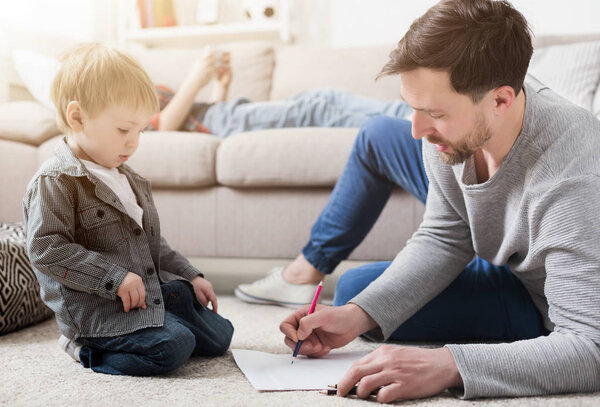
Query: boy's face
[{"left": 67, "top": 104, "right": 153, "bottom": 169}]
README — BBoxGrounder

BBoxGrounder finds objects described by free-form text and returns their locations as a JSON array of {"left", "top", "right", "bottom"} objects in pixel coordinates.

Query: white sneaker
[
  {"left": 58, "top": 334, "right": 82, "bottom": 362},
  {"left": 235, "top": 266, "right": 319, "bottom": 308}
]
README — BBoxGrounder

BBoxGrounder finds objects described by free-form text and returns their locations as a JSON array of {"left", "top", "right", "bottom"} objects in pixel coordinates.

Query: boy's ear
[{"left": 66, "top": 101, "right": 84, "bottom": 132}]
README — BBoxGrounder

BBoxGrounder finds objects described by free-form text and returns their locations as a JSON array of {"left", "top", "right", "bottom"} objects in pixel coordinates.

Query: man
[{"left": 247, "top": 0, "right": 600, "bottom": 402}]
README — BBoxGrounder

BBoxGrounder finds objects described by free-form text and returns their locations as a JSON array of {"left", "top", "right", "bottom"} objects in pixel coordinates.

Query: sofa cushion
[
  {"left": 39, "top": 132, "right": 220, "bottom": 188},
  {"left": 131, "top": 41, "right": 275, "bottom": 103},
  {"left": 0, "top": 101, "right": 61, "bottom": 146},
  {"left": 271, "top": 44, "right": 402, "bottom": 102},
  {"left": 528, "top": 40, "right": 600, "bottom": 110},
  {"left": 216, "top": 128, "right": 357, "bottom": 187},
  {"left": 0, "top": 222, "right": 54, "bottom": 335}
]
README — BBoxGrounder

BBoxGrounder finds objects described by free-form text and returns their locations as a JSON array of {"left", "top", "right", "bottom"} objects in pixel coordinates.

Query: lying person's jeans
[
  {"left": 303, "top": 116, "right": 548, "bottom": 342},
  {"left": 202, "top": 88, "right": 413, "bottom": 138},
  {"left": 77, "top": 280, "right": 233, "bottom": 376}
]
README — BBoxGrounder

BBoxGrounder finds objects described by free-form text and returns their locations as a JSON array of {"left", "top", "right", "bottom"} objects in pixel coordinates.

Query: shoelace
[{"left": 253, "top": 267, "right": 284, "bottom": 286}]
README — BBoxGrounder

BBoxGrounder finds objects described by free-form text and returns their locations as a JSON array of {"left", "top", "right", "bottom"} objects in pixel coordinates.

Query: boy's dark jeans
[{"left": 78, "top": 280, "right": 233, "bottom": 376}]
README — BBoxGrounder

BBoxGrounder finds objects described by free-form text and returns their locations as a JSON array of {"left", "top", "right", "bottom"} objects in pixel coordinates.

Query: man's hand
[
  {"left": 191, "top": 275, "right": 218, "bottom": 313},
  {"left": 280, "top": 303, "right": 378, "bottom": 357},
  {"left": 337, "top": 345, "right": 463, "bottom": 403},
  {"left": 117, "top": 272, "right": 146, "bottom": 312}
]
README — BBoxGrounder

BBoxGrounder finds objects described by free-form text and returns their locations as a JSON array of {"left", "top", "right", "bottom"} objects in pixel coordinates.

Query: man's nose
[{"left": 411, "top": 111, "right": 432, "bottom": 140}]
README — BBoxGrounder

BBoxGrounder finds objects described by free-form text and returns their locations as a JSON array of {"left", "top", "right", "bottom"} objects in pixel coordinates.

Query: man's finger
[
  {"left": 376, "top": 383, "right": 404, "bottom": 404},
  {"left": 283, "top": 336, "right": 325, "bottom": 356},
  {"left": 337, "top": 358, "right": 383, "bottom": 396},
  {"left": 297, "top": 310, "right": 329, "bottom": 340},
  {"left": 355, "top": 371, "right": 392, "bottom": 399},
  {"left": 279, "top": 305, "right": 311, "bottom": 340}
]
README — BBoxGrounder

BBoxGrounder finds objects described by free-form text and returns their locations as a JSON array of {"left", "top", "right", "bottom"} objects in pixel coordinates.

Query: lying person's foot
[
  {"left": 58, "top": 334, "right": 82, "bottom": 362},
  {"left": 235, "top": 266, "right": 321, "bottom": 308}
]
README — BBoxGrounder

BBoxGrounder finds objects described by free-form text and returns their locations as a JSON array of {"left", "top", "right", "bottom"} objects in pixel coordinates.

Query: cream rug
[{"left": 1, "top": 296, "right": 598, "bottom": 407}]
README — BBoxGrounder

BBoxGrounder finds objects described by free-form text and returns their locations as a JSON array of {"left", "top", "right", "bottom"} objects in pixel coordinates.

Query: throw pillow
[
  {"left": 528, "top": 41, "right": 600, "bottom": 111},
  {"left": 12, "top": 49, "right": 59, "bottom": 112},
  {"left": 0, "top": 101, "right": 61, "bottom": 145},
  {"left": 0, "top": 222, "right": 53, "bottom": 335}
]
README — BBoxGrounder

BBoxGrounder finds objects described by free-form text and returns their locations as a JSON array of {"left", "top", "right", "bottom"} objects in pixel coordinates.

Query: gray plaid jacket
[{"left": 23, "top": 137, "right": 203, "bottom": 340}]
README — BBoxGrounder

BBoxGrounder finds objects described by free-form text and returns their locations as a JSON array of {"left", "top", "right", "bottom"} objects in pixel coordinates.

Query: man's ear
[
  {"left": 492, "top": 85, "right": 516, "bottom": 115},
  {"left": 66, "top": 101, "right": 84, "bottom": 132}
]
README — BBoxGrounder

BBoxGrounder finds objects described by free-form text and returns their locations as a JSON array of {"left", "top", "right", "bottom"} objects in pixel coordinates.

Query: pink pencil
[{"left": 291, "top": 280, "right": 323, "bottom": 364}]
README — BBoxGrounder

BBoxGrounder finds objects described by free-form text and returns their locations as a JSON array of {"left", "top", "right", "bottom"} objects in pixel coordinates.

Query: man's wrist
[
  {"left": 345, "top": 303, "right": 379, "bottom": 335},
  {"left": 440, "top": 347, "right": 463, "bottom": 388}
]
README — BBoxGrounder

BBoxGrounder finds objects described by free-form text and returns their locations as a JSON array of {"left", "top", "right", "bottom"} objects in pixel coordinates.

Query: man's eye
[
  {"left": 430, "top": 114, "right": 443, "bottom": 119},
  {"left": 118, "top": 128, "right": 129, "bottom": 134}
]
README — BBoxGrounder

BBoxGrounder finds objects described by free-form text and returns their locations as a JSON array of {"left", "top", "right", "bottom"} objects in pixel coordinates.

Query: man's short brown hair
[{"left": 379, "top": 0, "right": 533, "bottom": 102}]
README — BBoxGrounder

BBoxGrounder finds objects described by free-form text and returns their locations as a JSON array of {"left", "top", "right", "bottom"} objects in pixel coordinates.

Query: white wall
[{"left": 299, "top": 0, "right": 600, "bottom": 47}]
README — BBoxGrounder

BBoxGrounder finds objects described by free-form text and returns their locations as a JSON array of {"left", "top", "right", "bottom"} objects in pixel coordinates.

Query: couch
[{"left": 2, "top": 35, "right": 600, "bottom": 296}]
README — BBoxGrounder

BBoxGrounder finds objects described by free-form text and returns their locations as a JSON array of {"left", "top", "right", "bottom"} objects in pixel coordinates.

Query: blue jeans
[
  {"left": 77, "top": 280, "right": 233, "bottom": 376},
  {"left": 202, "top": 88, "right": 413, "bottom": 138},
  {"left": 303, "top": 116, "right": 548, "bottom": 341}
]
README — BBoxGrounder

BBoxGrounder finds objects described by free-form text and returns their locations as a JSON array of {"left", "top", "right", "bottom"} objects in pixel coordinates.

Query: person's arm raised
[{"left": 158, "top": 50, "right": 218, "bottom": 131}]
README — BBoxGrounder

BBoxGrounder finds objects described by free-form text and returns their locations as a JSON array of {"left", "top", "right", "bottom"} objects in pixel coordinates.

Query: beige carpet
[{"left": 1, "top": 296, "right": 598, "bottom": 407}]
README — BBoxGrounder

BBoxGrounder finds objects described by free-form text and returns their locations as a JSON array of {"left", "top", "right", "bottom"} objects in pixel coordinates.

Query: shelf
[{"left": 126, "top": 21, "right": 288, "bottom": 47}]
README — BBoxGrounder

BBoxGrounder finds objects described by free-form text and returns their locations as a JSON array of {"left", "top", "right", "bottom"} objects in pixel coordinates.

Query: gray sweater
[{"left": 352, "top": 76, "right": 600, "bottom": 398}]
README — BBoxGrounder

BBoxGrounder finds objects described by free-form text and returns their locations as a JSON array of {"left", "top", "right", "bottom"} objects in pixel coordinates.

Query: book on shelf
[{"left": 137, "top": 0, "right": 177, "bottom": 28}]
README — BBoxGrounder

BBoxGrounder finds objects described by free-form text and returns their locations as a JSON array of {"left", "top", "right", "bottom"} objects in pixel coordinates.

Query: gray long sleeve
[{"left": 351, "top": 78, "right": 600, "bottom": 398}]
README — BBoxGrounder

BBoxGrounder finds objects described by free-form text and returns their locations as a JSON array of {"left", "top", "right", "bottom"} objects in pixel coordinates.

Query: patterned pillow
[{"left": 0, "top": 223, "right": 53, "bottom": 335}]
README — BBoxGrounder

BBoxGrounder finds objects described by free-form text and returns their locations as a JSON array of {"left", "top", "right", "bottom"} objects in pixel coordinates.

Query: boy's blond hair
[{"left": 51, "top": 43, "right": 159, "bottom": 132}]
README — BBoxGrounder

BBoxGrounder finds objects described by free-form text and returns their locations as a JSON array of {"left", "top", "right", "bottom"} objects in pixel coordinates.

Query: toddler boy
[{"left": 23, "top": 43, "right": 233, "bottom": 376}]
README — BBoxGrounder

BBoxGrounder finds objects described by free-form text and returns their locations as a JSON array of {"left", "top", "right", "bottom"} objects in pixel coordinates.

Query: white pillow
[
  {"left": 592, "top": 80, "right": 600, "bottom": 119},
  {"left": 528, "top": 41, "right": 600, "bottom": 111},
  {"left": 12, "top": 49, "right": 59, "bottom": 112}
]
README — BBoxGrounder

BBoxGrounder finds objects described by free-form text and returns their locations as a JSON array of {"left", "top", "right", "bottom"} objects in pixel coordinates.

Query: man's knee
[
  {"left": 355, "top": 116, "right": 413, "bottom": 157},
  {"left": 333, "top": 267, "right": 363, "bottom": 307}
]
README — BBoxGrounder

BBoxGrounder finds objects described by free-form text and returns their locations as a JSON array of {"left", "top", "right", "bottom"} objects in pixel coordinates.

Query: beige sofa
[{"left": 2, "top": 36, "right": 600, "bottom": 294}]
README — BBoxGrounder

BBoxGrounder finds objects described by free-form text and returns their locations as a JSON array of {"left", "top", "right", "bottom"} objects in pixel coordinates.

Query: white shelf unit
[{"left": 118, "top": 0, "right": 290, "bottom": 48}]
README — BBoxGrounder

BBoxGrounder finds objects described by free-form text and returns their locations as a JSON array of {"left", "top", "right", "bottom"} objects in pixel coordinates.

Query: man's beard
[{"left": 429, "top": 114, "right": 492, "bottom": 165}]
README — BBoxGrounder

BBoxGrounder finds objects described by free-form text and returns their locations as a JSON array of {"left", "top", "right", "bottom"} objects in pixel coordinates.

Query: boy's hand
[
  {"left": 117, "top": 272, "right": 147, "bottom": 312},
  {"left": 191, "top": 275, "right": 218, "bottom": 313}
]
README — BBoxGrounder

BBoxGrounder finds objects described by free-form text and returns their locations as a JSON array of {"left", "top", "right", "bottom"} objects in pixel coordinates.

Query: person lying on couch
[
  {"left": 147, "top": 48, "right": 412, "bottom": 137},
  {"left": 249, "top": 0, "right": 600, "bottom": 402}
]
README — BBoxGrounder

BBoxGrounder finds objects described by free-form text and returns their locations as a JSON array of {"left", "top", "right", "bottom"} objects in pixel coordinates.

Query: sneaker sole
[{"left": 234, "top": 288, "right": 309, "bottom": 308}]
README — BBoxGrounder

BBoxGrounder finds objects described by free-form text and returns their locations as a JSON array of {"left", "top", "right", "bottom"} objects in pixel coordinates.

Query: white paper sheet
[{"left": 232, "top": 349, "right": 369, "bottom": 391}]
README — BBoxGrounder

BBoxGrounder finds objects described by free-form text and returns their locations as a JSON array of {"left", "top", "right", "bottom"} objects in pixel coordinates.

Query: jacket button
[
  {"left": 154, "top": 298, "right": 161, "bottom": 305},
  {"left": 147, "top": 267, "right": 154, "bottom": 275},
  {"left": 97, "top": 209, "right": 105, "bottom": 218},
  {"left": 105, "top": 281, "right": 113, "bottom": 290},
  {"left": 134, "top": 228, "right": 142, "bottom": 236}
]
